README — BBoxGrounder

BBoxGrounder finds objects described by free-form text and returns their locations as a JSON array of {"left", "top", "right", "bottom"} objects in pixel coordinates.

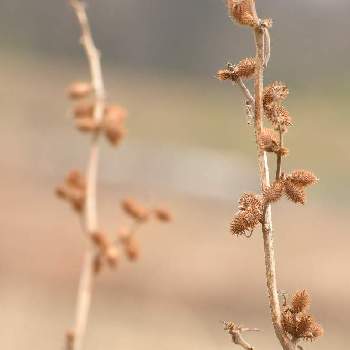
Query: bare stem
[
  {"left": 275, "top": 128, "right": 283, "bottom": 180},
  {"left": 68, "top": 1, "right": 106, "bottom": 350},
  {"left": 253, "top": 26, "right": 294, "bottom": 350},
  {"left": 224, "top": 322, "right": 260, "bottom": 350}
]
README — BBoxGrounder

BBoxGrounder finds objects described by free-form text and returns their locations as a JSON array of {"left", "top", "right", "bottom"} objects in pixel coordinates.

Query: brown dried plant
[
  {"left": 56, "top": 2, "right": 171, "bottom": 350},
  {"left": 219, "top": 1, "right": 322, "bottom": 349}
]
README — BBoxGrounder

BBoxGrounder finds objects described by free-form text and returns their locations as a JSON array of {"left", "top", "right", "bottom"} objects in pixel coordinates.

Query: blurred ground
[{"left": 0, "top": 51, "right": 349, "bottom": 350}]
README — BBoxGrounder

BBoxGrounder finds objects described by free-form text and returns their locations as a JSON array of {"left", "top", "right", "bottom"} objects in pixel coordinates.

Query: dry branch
[{"left": 68, "top": 1, "right": 106, "bottom": 349}]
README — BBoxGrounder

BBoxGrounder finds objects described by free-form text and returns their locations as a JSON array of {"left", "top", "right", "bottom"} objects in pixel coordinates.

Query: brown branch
[
  {"left": 263, "top": 28, "right": 271, "bottom": 68},
  {"left": 68, "top": 1, "right": 106, "bottom": 350},
  {"left": 223, "top": 321, "right": 259, "bottom": 350},
  {"left": 253, "top": 22, "right": 295, "bottom": 350},
  {"left": 275, "top": 127, "right": 284, "bottom": 180},
  {"left": 234, "top": 78, "right": 254, "bottom": 125}
]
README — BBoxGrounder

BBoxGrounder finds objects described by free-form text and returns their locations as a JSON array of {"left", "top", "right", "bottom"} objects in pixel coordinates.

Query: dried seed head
[
  {"left": 67, "top": 81, "right": 93, "bottom": 100},
  {"left": 124, "top": 236, "right": 140, "bottom": 261},
  {"left": 230, "top": 208, "right": 261, "bottom": 236},
  {"left": 66, "top": 170, "right": 86, "bottom": 190},
  {"left": 105, "top": 246, "right": 119, "bottom": 268},
  {"left": 291, "top": 290, "right": 311, "bottom": 313},
  {"left": 263, "top": 180, "right": 285, "bottom": 204},
  {"left": 217, "top": 58, "right": 256, "bottom": 82},
  {"left": 121, "top": 198, "right": 149, "bottom": 222},
  {"left": 102, "top": 105, "right": 128, "bottom": 146},
  {"left": 259, "top": 128, "right": 280, "bottom": 153},
  {"left": 281, "top": 311, "right": 296, "bottom": 338},
  {"left": 288, "top": 170, "right": 318, "bottom": 187},
  {"left": 296, "top": 314, "right": 317, "bottom": 339},
  {"left": 306, "top": 323, "right": 324, "bottom": 341},
  {"left": 278, "top": 147, "right": 289, "bottom": 157},
  {"left": 284, "top": 180, "right": 306, "bottom": 205},
  {"left": 263, "top": 81, "right": 289, "bottom": 106},
  {"left": 154, "top": 208, "right": 172, "bottom": 222},
  {"left": 238, "top": 192, "right": 263, "bottom": 211},
  {"left": 117, "top": 226, "right": 131, "bottom": 243},
  {"left": 264, "top": 103, "right": 293, "bottom": 130},
  {"left": 217, "top": 69, "right": 236, "bottom": 81},
  {"left": 93, "top": 253, "right": 104, "bottom": 275},
  {"left": 235, "top": 57, "right": 256, "bottom": 80},
  {"left": 282, "top": 290, "right": 323, "bottom": 342},
  {"left": 65, "top": 329, "right": 75, "bottom": 350},
  {"left": 261, "top": 18, "right": 273, "bottom": 28},
  {"left": 55, "top": 170, "right": 86, "bottom": 212},
  {"left": 70, "top": 190, "right": 86, "bottom": 212},
  {"left": 227, "top": 0, "right": 259, "bottom": 28},
  {"left": 73, "top": 103, "right": 94, "bottom": 119},
  {"left": 75, "top": 118, "right": 99, "bottom": 133},
  {"left": 55, "top": 185, "right": 68, "bottom": 199},
  {"left": 91, "top": 231, "right": 109, "bottom": 252},
  {"left": 105, "top": 124, "right": 126, "bottom": 145}
]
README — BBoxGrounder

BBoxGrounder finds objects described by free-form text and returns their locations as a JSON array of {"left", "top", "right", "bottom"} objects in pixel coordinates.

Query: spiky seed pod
[
  {"left": 121, "top": 198, "right": 149, "bottom": 222},
  {"left": 261, "top": 18, "right": 273, "bottom": 28},
  {"left": 91, "top": 231, "right": 109, "bottom": 253},
  {"left": 281, "top": 310, "right": 297, "bottom": 337},
  {"left": 73, "top": 103, "right": 94, "bottom": 119},
  {"left": 67, "top": 81, "right": 93, "bottom": 100},
  {"left": 259, "top": 128, "right": 280, "bottom": 153},
  {"left": 284, "top": 180, "right": 306, "bottom": 205},
  {"left": 102, "top": 105, "right": 127, "bottom": 145},
  {"left": 263, "top": 81, "right": 289, "bottom": 107},
  {"left": 288, "top": 170, "right": 318, "bottom": 187},
  {"left": 154, "top": 208, "right": 172, "bottom": 222},
  {"left": 105, "top": 124, "right": 126, "bottom": 145},
  {"left": 124, "top": 236, "right": 140, "bottom": 261},
  {"left": 55, "top": 186, "right": 68, "bottom": 199},
  {"left": 296, "top": 314, "right": 316, "bottom": 339},
  {"left": 66, "top": 170, "right": 86, "bottom": 190},
  {"left": 217, "top": 57, "right": 256, "bottom": 82},
  {"left": 278, "top": 147, "right": 289, "bottom": 157},
  {"left": 238, "top": 192, "right": 263, "bottom": 211},
  {"left": 117, "top": 226, "right": 131, "bottom": 243},
  {"left": 230, "top": 208, "right": 261, "bottom": 236},
  {"left": 55, "top": 170, "right": 86, "bottom": 212},
  {"left": 235, "top": 57, "right": 256, "bottom": 79},
  {"left": 105, "top": 246, "right": 119, "bottom": 268},
  {"left": 75, "top": 118, "right": 99, "bottom": 133},
  {"left": 305, "top": 323, "right": 324, "bottom": 341},
  {"left": 70, "top": 190, "right": 86, "bottom": 212},
  {"left": 263, "top": 180, "right": 285, "bottom": 204},
  {"left": 65, "top": 329, "right": 75, "bottom": 350},
  {"left": 264, "top": 103, "right": 293, "bottom": 130},
  {"left": 217, "top": 69, "right": 236, "bottom": 81},
  {"left": 231, "top": 211, "right": 249, "bottom": 235},
  {"left": 291, "top": 290, "right": 311, "bottom": 313},
  {"left": 282, "top": 291, "right": 323, "bottom": 342},
  {"left": 93, "top": 253, "right": 104, "bottom": 275},
  {"left": 227, "top": 0, "right": 259, "bottom": 28}
]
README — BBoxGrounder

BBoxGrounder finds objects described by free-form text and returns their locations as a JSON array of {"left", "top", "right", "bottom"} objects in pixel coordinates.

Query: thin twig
[
  {"left": 234, "top": 78, "right": 255, "bottom": 125},
  {"left": 235, "top": 78, "right": 255, "bottom": 106},
  {"left": 275, "top": 127, "right": 283, "bottom": 180},
  {"left": 223, "top": 321, "right": 259, "bottom": 350},
  {"left": 69, "top": 1, "right": 106, "bottom": 350},
  {"left": 253, "top": 24, "right": 294, "bottom": 350}
]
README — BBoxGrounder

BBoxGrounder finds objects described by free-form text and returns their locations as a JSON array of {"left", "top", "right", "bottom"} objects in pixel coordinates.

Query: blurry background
[{"left": 1, "top": 0, "right": 349, "bottom": 349}]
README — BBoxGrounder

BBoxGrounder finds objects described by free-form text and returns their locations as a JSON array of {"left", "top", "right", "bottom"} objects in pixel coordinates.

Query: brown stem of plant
[
  {"left": 69, "top": 1, "right": 106, "bottom": 350},
  {"left": 275, "top": 128, "right": 283, "bottom": 180},
  {"left": 253, "top": 26, "right": 295, "bottom": 350}
]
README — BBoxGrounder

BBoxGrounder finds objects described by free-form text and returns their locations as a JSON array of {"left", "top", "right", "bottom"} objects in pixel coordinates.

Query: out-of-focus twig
[{"left": 68, "top": 1, "right": 106, "bottom": 350}]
